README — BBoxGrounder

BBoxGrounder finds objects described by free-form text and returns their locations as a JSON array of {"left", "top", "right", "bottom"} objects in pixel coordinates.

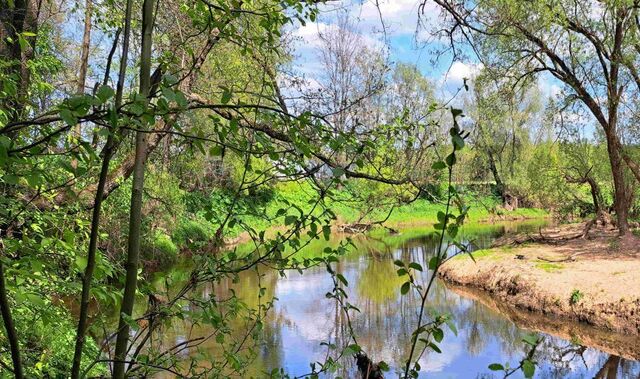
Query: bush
[
  {"left": 142, "top": 231, "right": 179, "bottom": 268},
  {"left": 17, "top": 310, "right": 107, "bottom": 377},
  {"left": 172, "top": 219, "right": 211, "bottom": 247}
]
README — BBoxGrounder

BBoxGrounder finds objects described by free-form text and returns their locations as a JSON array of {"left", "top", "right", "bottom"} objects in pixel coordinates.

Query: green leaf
[
  {"left": 408, "top": 262, "right": 423, "bottom": 271},
  {"left": 432, "top": 327, "right": 444, "bottom": 342},
  {"left": 332, "top": 167, "right": 345, "bottom": 177},
  {"left": 75, "top": 255, "right": 88, "bottom": 271},
  {"left": 522, "top": 334, "right": 538, "bottom": 346},
  {"left": 445, "top": 152, "right": 457, "bottom": 166},
  {"left": 284, "top": 215, "right": 297, "bottom": 225},
  {"left": 488, "top": 363, "right": 504, "bottom": 371},
  {"left": 96, "top": 85, "right": 115, "bottom": 103},
  {"left": 445, "top": 318, "right": 458, "bottom": 336},
  {"left": 209, "top": 145, "right": 223, "bottom": 156},
  {"left": 26, "top": 293, "right": 45, "bottom": 308},
  {"left": 452, "top": 135, "right": 465, "bottom": 150},
  {"left": 393, "top": 260, "right": 405, "bottom": 267},
  {"left": 336, "top": 273, "right": 348, "bottom": 286},
  {"left": 60, "top": 109, "right": 77, "bottom": 126},
  {"left": 221, "top": 87, "right": 232, "bottom": 104},
  {"left": 428, "top": 256, "right": 439, "bottom": 270},
  {"left": 322, "top": 225, "right": 331, "bottom": 241},
  {"left": 400, "top": 281, "right": 411, "bottom": 295},
  {"left": 522, "top": 359, "right": 535, "bottom": 378},
  {"left": 431, "top": 161, "right": 446, "bottom": 170}
]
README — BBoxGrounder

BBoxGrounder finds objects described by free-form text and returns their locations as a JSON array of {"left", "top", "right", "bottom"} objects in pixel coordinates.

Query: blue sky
[{"left": 288, "top": 0, "right": 562, "bottom": 103}]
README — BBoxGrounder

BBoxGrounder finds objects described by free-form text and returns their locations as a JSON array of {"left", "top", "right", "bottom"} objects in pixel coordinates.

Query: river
[{"left": 141, "top": 220, "right": 640, "bottom": 378}]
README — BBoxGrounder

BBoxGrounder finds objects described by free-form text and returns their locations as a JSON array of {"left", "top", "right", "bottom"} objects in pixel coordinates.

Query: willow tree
[
  {"left": 465, "top": 69, "right": 541, "bottom": 205},
  {"left": 429, "top": 0, "right": 640, "bottom": 234}
]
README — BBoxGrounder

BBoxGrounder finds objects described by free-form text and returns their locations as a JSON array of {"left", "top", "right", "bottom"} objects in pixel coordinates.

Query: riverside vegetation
[{"left": 1, "top": 0, "right": 640, "bottom": 378}]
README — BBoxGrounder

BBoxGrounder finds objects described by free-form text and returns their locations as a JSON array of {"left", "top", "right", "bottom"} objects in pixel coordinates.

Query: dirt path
[{"left": 439, "top": 223, "right": 640, "bottom": 335}]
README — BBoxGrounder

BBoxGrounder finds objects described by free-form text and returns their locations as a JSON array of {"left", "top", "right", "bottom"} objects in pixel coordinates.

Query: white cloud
[
  {"left": 446, "top": 61, "right": 482, "bottom": 84},
  {"left": 292, "top": 22, "right": 332, "bottom": 48},
  {"left": 538, "top": 75, "right": 562, "bottom": 99}
]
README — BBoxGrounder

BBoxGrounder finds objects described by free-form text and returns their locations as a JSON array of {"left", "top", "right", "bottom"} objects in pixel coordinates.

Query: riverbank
[{"left": 439, "top": 223, "right": 640, "bottom": 335}]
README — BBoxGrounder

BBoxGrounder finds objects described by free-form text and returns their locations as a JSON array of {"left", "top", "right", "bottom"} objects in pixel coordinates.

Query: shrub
[
  {"left": 142, "top": 231, "right": 179, "bottom": 268},
  {"left": 172, "top": 219, "right": 211, "bottom": 247},
  {"left": 17, "top": 310, "right": 107, "bottom": 377},
  {"left": 569, "top": 289, "right": 583, "bottom": 305}
]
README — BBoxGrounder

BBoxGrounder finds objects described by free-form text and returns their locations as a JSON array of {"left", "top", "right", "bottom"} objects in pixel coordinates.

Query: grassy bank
[{"left": 142, "top": 181, "right": 548, "bottom": 266}]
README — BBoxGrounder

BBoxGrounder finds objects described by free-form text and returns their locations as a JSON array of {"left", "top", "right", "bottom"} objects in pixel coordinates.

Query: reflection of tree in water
[
  {"left": 453, "top": 297, "right": 526, "bottom": 357},
  {"left": 150, "top": 221, "right": 640, "bottom": 376},
  {"left": 532, "top": 338, "right": 640, "bottom": 379}
]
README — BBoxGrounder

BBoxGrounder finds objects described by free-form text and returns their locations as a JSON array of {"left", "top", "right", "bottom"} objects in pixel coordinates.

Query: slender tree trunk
[
  {"left": 594, "top": 355, "right": 621, "bottom": 379},
  {"left": 76, "top": 0, "right": 92, "bottom": 96},
  {"left": 586, "top": 177, "right": 605, "bottom": 220},
  {"left": 70, "top": 137, "right": 116, "bottom": 378},
  {"left": 70, "top": 0, "right": 132, "bottom": 377},
  {"left": 487, "top": 149, "right": 505, "bottom": 201},
  {"left": 71, "top": 0, "right": 92, "bottom": 170},
  {"left": 0, "top": 257, "right": 23, "bottom": 378},
  {"left": 112, "top": 0, "right": 153, "bottom": 376},
  {"left": 74, "top": 0, "right": 93, "bottom": 139}
]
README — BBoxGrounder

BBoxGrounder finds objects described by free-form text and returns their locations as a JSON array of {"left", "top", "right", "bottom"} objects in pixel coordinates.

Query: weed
[{"left": 569, "top": 289, "right": 583, "bottom": 305}]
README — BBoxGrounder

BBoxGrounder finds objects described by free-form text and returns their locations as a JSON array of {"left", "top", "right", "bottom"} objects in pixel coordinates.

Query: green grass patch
[{"left": 535, "top": 261, "right": 564, "bottom": 272}]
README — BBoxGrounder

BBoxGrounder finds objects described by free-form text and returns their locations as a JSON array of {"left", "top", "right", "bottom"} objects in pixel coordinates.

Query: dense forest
[{"left": 1, "top": 0, "right": 640, "bottom": 377}]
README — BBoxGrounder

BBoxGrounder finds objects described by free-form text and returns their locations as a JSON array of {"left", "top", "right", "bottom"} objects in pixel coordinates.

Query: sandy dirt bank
[{"left": 439, "top": 223, "right": 640, "bottom": 335}]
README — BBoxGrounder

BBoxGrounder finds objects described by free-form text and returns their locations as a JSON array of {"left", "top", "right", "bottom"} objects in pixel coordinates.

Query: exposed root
[
  {"left": 491, "top": 227, "right": 583, "bottom": 248},
  {"left": 536, "top": 255, "right": 577, "bottom": 263},
  {"left": 337, "top": 222, "right": 399, "bottom": 235}
]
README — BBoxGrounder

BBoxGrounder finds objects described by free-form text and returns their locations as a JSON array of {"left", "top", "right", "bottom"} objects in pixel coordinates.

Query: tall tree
[
  {"left": 466, "top": 69, "right": 540, "bottom": 204},
  {"left": 112, "top": 0, "right": 154, "bottom": 376},
  {"left": 430, "top": 0, "right": 640, "bottom": 234}
]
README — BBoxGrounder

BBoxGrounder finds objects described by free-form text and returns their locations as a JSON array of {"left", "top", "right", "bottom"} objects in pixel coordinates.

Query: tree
[
  {"left": 465, "top": 69, "right": 541, "bottom": 205},
  {"left": 429, "top": 0, "right": 640, "bottom": 234}
]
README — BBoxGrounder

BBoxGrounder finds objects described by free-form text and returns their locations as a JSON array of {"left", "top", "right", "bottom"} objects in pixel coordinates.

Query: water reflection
[{"left": 155, "top": 221, "right": 640, "bottom": 378}]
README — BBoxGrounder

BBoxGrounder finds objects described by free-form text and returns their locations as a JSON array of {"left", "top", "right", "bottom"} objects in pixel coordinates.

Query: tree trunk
[
  {"left": 586, "top": 176, "right": 606, "bottom": 220},
  {"left": 487, "top": 149, "right": 505, "bottom": 201},
  {"left": 74, "top": 0, "right": 92, "bottom": 140},
  {"left": 70, "top": 0, "right": 132, "bottom": 375},
  {"left": 605, "top": 128, "right": 630, "bottom": 235},
  {"left": 112, "top": 0, "right": 153, "bottom": 376},
  {"left": 0, "top": 259, "right": 23, "bottom": 378}
]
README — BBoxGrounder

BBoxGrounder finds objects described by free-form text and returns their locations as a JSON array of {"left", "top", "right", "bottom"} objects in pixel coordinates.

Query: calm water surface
[{"left": 151, "top": 221, "right": 640, "bottom": 378}]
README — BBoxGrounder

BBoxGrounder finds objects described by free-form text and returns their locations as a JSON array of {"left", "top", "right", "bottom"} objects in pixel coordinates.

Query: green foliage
[
  {"left": 142, "top": 231, "right": 179, "bottom": 268},
  {"left": 25, "top": 316, "right": 106, "bottom": 377},
  {"left": 172, "top": 218, "right": 212, "bottom": 247},
  {"left": 570, "top": 289, "right": 584, "bottom": 305}
]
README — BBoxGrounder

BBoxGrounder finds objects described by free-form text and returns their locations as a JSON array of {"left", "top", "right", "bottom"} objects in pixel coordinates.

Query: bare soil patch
[{"left": 439, "top": 223, "right": 640, "bottom": 335}]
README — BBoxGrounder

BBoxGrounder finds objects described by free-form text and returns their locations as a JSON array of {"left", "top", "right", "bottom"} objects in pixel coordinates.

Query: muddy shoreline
[{"left": 438, "top": 224, "right": 640, "bottom": 336}]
